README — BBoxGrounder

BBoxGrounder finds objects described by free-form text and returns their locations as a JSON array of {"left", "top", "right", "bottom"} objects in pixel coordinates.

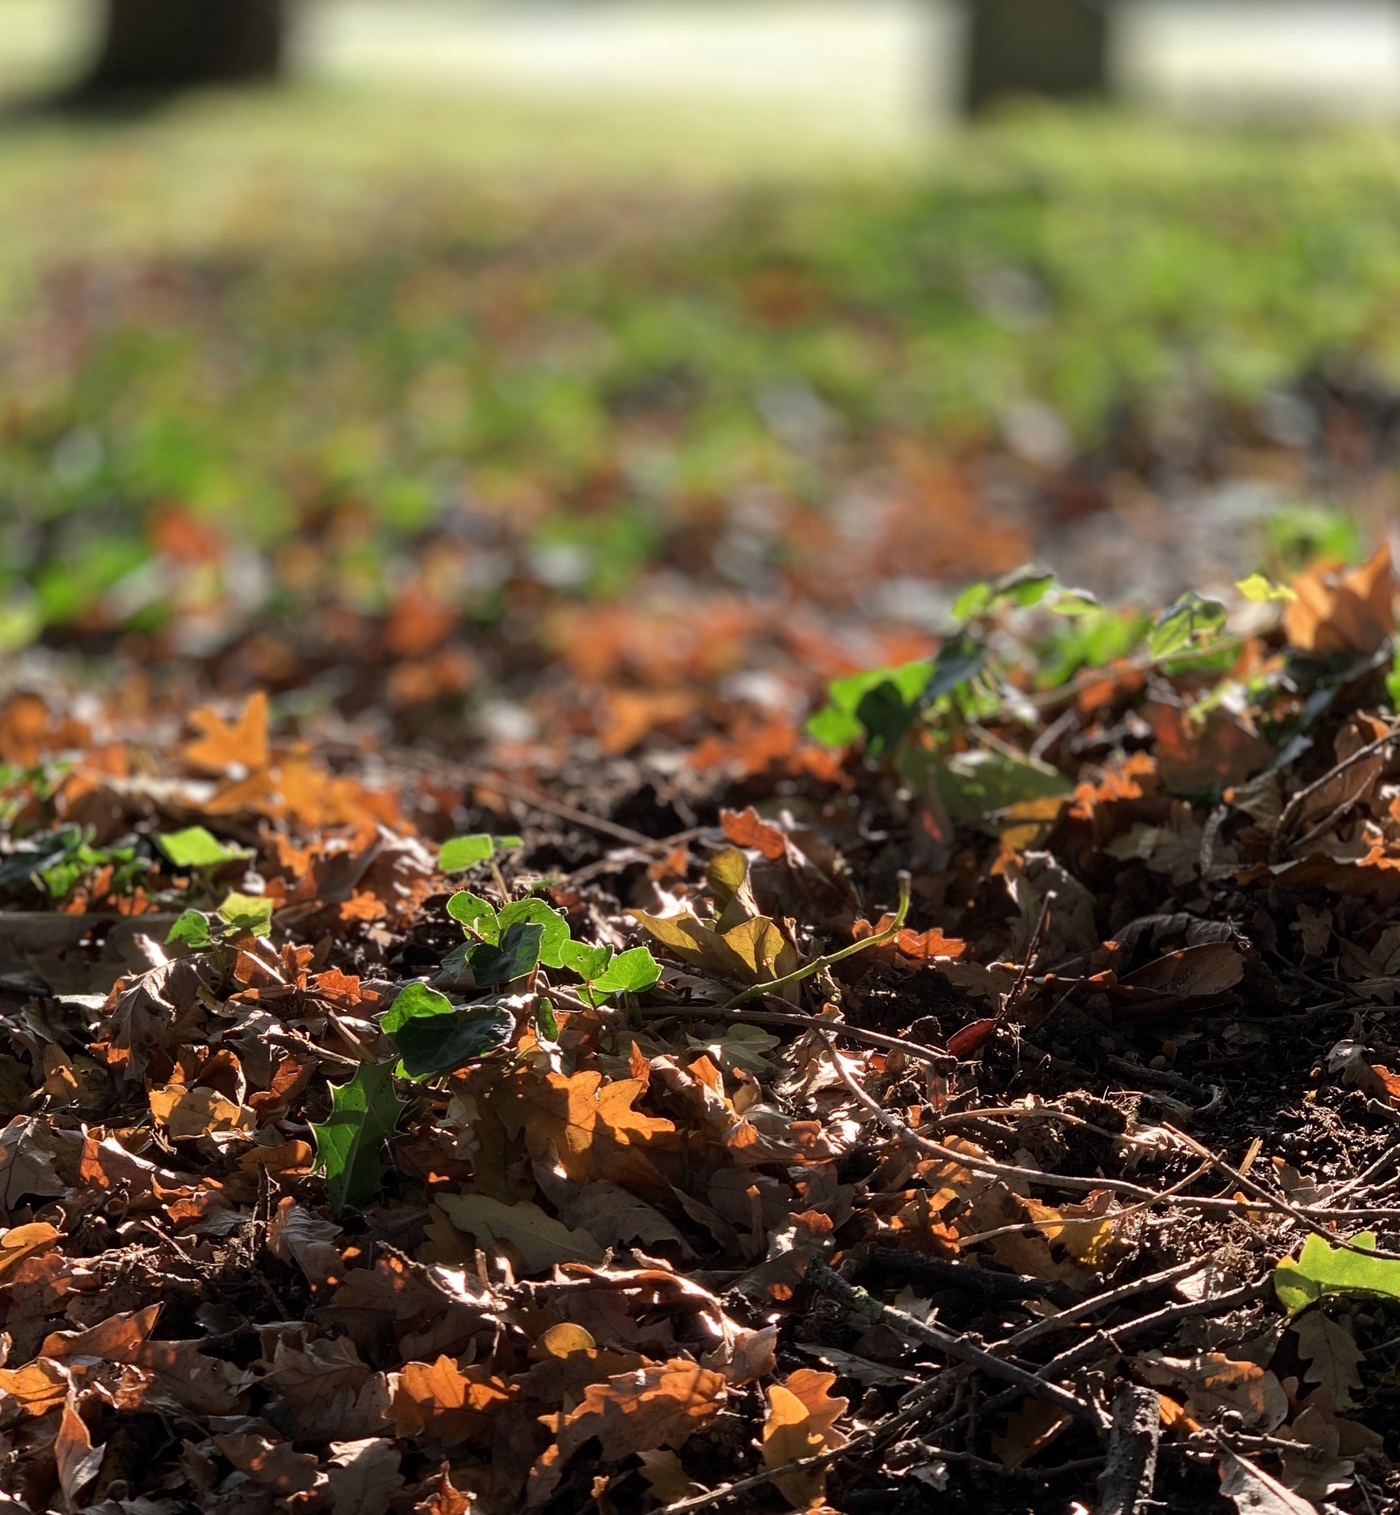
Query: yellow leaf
[
  {"left": 149, "top": 1085, "right": 255, "bottom": 1140},
  {"left": 761, "top": 1371, "right": 848, "bottom": 1508}
]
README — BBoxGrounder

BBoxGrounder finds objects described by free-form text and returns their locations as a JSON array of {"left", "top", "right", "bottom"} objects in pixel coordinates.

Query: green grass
[{"left": 5, "top": 77, "right": 1400, "bottom": 646}]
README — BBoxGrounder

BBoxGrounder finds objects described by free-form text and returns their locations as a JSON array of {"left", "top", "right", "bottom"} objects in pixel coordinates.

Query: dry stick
[
  {"left": 819, "top": 1031, "right": 1400, "bottom": 1220},
  {"left": 1271, "top": 717, "right": 1400, "bottom": 862},
  {"left": 637, "top": 1001, "right": 953, "bottom": 1070},
  {"left": 805, "top": 1256, "right": 1105, "bottom": 1429},
  {"left": 1003, "top": 889, "right": 1055, "bottom": 1016},
  {"left": 1096, "top": 1385, "right": 1161, "bottom": 1515},
  {"left": 1164, "top": 1123, "right": 1400, "bottom": 1261}
]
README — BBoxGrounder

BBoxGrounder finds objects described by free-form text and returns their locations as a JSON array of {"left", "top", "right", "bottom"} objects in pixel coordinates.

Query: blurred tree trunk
[
  {"left": 88, "top": 0, "right": 285, "bottom": 90},
  {"left": 962, "top": 0, "right": 1109, "bottom": 115}
]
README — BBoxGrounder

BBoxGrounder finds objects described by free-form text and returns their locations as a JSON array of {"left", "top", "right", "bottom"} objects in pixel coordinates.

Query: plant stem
[{"left": 721, "top": 870, "right": 911, "bottom": 1009}]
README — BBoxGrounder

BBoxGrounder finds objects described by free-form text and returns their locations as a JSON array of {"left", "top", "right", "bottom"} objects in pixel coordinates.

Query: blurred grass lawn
[{"left": 5, "top": 1, "right": 1400, "bottom": 649}]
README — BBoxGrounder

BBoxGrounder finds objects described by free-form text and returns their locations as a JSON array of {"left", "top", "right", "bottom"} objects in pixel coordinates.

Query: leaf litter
[{"left": 4, "top": 550, "right": 1400, "bottom": 1515}]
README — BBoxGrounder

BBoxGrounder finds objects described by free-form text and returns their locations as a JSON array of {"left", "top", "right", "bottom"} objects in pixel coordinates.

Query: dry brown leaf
[
  {"left": 527, "top": 1359, "right": 726, "bottom": 1508},
  {"left": 213, "top": 1433, "right": 320, "bottom": 1495},
  {"left": 0, "top": 1222, "right": 62, "bottom": 1282},
  {"left": 1284, "top": 546, "right": 1394, "bottom": 656},
  {"left": 1122, "top": 942, "right": 1245, "bottom": 998},
  {"left": 0, "top": 1116, "right": 67, "bottom": 1208},
  {"left": 267, "top": 1197, "right": 344, "bottom": 1286},
  {"left": 761, "top": 1370, "right": 847, "bottom": 1508},
  {"left": 416, "top": 1463, "right": 475, "bottom": 1515},
  {"left": 1293, "top": 1313, "right": 1364, "bottom": 1412},
  {"left": 391, "top": 1356, "right": 515, "bottom": 1447},
  {"left": 1219, "top": 1445, "right": 1319, "bottom": 1515},
  {"left": 149, "top": 1084, "right": 255, "bottom": 1140},
  {"left": 1136, "top": 1352, "right": 1288, "bottom": 1432},
  {"left": 991, "top": 1397, "right": 1074, "bottom": 1470},
  {"left": 184, "top": 690, "right": 270, "bottom": 774},
  {"left": 560, "top": 1180, "right": 696, "bottom": 1259},
  {"left": 434, "top": 1194, "right": 604, "bottom": 1273},
  {"left": 264, "top": 1337, "right": 392, "bottom": 1442},
  {"left": 489, "top": 1067, "right": 675, "bottom": 1191},
  {"left": 55, "top": 1398, "right": 103, "bottom": 1509},
  {"left": 326, "top": 1437, "right": 405, "bottom": 1515},
  {"left": 0, "top": 1357, "right": 70, "bottom": 1415},
  {"left": 637, "top": 1449, "right": 701, "bottom": 1504}
]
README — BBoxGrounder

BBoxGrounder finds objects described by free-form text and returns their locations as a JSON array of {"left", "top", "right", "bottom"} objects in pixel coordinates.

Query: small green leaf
[
  {"left": 534, "top": 998, "right": 560, "bottom": 1042},
  {"left": 1147, "top": 591, "right": 1227, "bottom": 661},
  {"left": 447, "top": 891, "right": 499, "bottom": 942},
  {"left": 439, "top": 834, "right": 496, "bottom": 871},
  {"left": 155, "top": 826, "right": 251, "bottom": 870},
  {"left": 497, "top": 899, "right": 570, "bottom": 969},
  {"left": 951, "top": 580, "right": 994, "bottom": 622},
  {"left": 165, "top": 909, "right": 213, "bottom": 949},
  {"left": 996, "top": 568, "right": 1057, "bottom": 610},
  {"left": 468, "top": 920, "right": 544, "bottom": 987},
  {"left": 382, "top": 982, "right": 516, "bottom": 1080},
  {"left": 1274, "top": 1232, "right": 1400, "bottom": 1316},
  {"left": 1049, "top": 588, "right": 1101, "bottom": 616},
  {"left": 590, "top": 946, "right": 662, "bottom": 996},
  {"left": 925, "top": 637, "right": 986, "bottom": 702},
  {"left": 218, "top": 892, "right": 273, "bottom": 937},
  {"left": 1236, "top": 572, "right": 1297, "bottom": 603},
  {"left": 687, "top": 1023, "right": 780, "bottom": 1075},
  {"left": 804, "top": 703, "right": 865, "bottom": 748},
  {"left": 558, "top": 939, "right": 611, "bottom": 981},
  {"left": 311, "top": 1061, "right": 406, "bottom": 1214}
]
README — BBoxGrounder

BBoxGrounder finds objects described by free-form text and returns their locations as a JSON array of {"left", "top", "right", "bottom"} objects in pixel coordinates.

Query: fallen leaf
[
  {"left": 267, "top": 1197, "right": 344, "bottom": 1286},
  {"left": 761, "top": 1370, "right": 848, "bottom": 1507},
  {"left": 991, "top": 1397, "right": 1073, "bottom": 1470},
  {"left": 55, "top": 1398, "right": 103, "bottom": 1509},
  {"left": 1219, "top": 1445, "right": 1319, "bottom": 1515},
  {"left": 213, "top": 1433, "right": 320, "bottom": 1495},
  {"left": 326, "top": 1437, "right": 404, "bottom": 1515},
  {"left": 149, "top": 1084, "right": 255, "bottom": 1140},
  {"left": 434, "top": 1193, "right": 605, "bottom": 1273},
  {"left": 1293, "top": 1313, "right": 1364, "bottom": 1411},
  {"left": 184, "top": 690, "right": 270, "bottom": 774},
  {"left": 528, "top": 1359, "right": 726, "bottom": 1507},
  {"left": 391, "top": 1357, "right": 515, "bottom": 1446}
]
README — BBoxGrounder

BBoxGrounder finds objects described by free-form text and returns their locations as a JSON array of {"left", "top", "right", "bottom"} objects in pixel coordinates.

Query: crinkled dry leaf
[
  {"left": 435, "top": 1193, "right": 604, "bottom": 1273},
  {"left": 1293, "top": 1313, "right": 1364, "bottom": 1411},
  {"left": 391, "top": 1356, "right": 514, "bottom": 1447}
]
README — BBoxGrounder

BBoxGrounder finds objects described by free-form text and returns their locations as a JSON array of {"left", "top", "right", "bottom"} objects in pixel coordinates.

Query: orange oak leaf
[
  {"left": 212, "top": 1433, "right": 320, "bottom": 1495},
  {"left": 528, "top": 1360, "right": 726, "bottom": 1508},
  {"left": 1285, "top": 546, "right": 1394, "bottom": 656},
  {"left": 761, "top": 1370, "right": 848, "bottom": 1508},
  {"left": 390, "top": 1357, "right": 515, "bottom": 1447},
  {"left": 183, "top": 690, "right": 270, "bottom": 774}
]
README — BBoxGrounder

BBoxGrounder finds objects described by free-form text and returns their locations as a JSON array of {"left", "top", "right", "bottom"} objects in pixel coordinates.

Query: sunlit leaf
[
  {"left": 559, "top": 939, "right": 610, "bottom": 981},
  {"left": 589, "top": 946, "right": 662, "bottom": 997},
  {"left": 382, "top": 983, "right": 516, "bottom": 1080},
  {"left": 165, "top": 909, "right": 213, "bottom": 949},
  {"left": 1274, "top": 1232, "right": 1400, "bottom": 1316},
  {"left": 496, "top": 899, "right": 570, "bottom": 968},
  {"left": 438, "top": 834, "right": 523, "bottom": 872},
  {"left": 155, "top": 826, "right": 250, "bottom": 869},
  {"left": 1235, "top": 572, "right": 1296, "bottom": 603},
  {"left": 218, "top": 892, "right": 273, "bottom": 937},
  {"left": 1147, "top": 591, "right": 1227, "bottom": 661},
  {"left": 447, "top": 891, "right": 498, "bottom": 940}
]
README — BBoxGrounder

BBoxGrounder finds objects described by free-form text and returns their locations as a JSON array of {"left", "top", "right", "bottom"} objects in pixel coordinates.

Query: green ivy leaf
[
  {"left": 439, "top": 834, "right": 496, "bottom": 871},
  {"left": 447, "top": 891, "right": 499, "bottom": 941},
  {"left": 1274, "top": 1232, "right": 1400, "bottom": 1316},
  {"left": 590, "top": 945, "right": 661, "bottom": 996},
  {"left": 497, "top": 899, "right": 571, "bottom": 969},
  {"left": 534, "top": 997, "right": 560, "bottom": 1042},
  {"left": 1147, "top": 591, "right": 1227, "bottom": 661},
  {"left": 467, "top": 920, "right": 544, "bottom": 987},
  {"left": 558, "top": 939, "right": 610, "bottom": 981},
  {"left": 218, "top": 892, "right": 273, "bottom": 937},
  {"left": 1235, "top": 572, "right": 1296, "bottom": 604},
  {"left": 155, "top": 826, "right": 251, "bottom": 869},
  {"left": 382, "top": 982, "right": 516, "bottom": 1080},
  {"left": 165, "top": 909, "right": 213, "bottom": 950},
  {"left": 311, "top": 1061, "right": 406, "bottom": 1214}
]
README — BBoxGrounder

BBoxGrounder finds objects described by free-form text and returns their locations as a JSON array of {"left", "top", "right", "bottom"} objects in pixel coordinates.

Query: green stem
[{"left": 722, "top": 870, "right": 911, "bottom": 1010}]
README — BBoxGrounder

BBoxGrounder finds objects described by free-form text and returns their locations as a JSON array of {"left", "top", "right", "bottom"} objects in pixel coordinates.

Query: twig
[
  {"left": 805, "top": 1256, "right": 1106, "bottom": 1428},
  {"left": 1004, "top": 889, "right": 1055, "bottom": 1015},
  {"left": 1165, "top": 1123, "right": 1400, "bottom": 1260},
  {"left": 1096, "top": 1385, "right": 1160, "bottom": 1515},
  {"left": 637, "top": 1001, "right": 952, "bottom": 1069},
  {"left": 721, "top": 871, "right": 912, "bottom": 1009},
  {"left": 820, "top": 1032, "right": 1400, "bottom": 1220}
]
